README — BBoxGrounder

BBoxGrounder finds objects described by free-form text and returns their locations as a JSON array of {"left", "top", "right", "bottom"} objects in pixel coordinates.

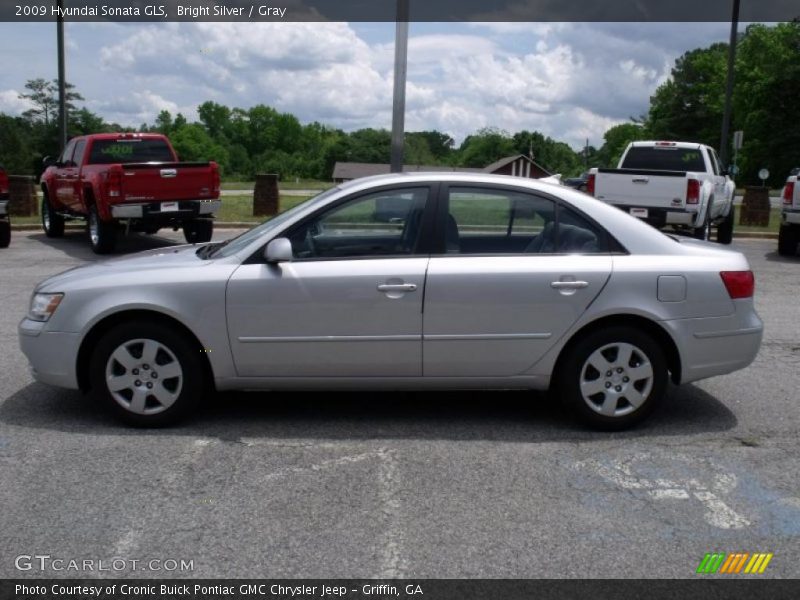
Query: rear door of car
[
  {"left": 422, "top": 183, "right": 613, "bottom": 377},
  {"left": 226, "top": 184, "right": 436, "bottom": 378}
]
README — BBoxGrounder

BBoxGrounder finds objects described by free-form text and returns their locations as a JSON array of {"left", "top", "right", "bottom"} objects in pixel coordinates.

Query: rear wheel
[
  {"left": 0, "top": 219, "right": 10, "bottom": 248},
  {"left": 716, "top": 207, "right": 734, "bottom": 245},
  {"left": 183, "top": 218, "right": 213, "bottom": 243},
  {"left": 42, "top": 193, "right": 65, "bottom": 238},
  {"left": 558, "top": 326, "right": 668, "bottom": 430},
  {"left": 89, "top": 320, "right": 205, "bottom": 426},
  {"left": 693, "top": 209, "right": 711, "bottom": 240},
  {"left": 87, "top": 204, "right": 116, "bottom": 254},
  {"left": 778, "top": 224, "right": 799, "bottom": 256}
]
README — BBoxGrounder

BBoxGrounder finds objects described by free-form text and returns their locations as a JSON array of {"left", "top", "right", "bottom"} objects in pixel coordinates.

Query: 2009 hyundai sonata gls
[{"left": 19, "top": 173, "right": 763, "bottom": 428}]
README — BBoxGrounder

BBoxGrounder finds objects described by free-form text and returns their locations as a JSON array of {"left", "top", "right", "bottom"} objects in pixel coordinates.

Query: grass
[
  {"left": 733, "top": 205, "right": 781, "bottom": 233},
  {"left": 220, "top": 180, "right": 333, "bottom": 191}
]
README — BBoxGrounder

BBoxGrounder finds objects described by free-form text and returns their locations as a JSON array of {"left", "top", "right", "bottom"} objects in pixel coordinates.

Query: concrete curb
[{"left": 8, "top": 222, "right": 780, "bottom": 240}]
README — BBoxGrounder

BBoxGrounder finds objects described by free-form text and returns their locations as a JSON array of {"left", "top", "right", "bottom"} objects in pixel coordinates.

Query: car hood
[{"left": 36, "top": 244, "right": 210, "bottom": 291}]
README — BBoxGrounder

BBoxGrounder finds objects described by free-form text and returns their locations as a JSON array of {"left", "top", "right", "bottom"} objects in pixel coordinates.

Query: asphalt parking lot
[{"left": 0, "top": 229, "right": 798, "bottom": 579}]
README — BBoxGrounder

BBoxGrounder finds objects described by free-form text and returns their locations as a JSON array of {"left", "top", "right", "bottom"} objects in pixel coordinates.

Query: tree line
[{"left": 1, "top": 22, "right": 797, "bottom": 186}]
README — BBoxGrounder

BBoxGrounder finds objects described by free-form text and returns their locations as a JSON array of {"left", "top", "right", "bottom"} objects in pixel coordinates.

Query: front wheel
[
  {"left": 183, "top": 218, "right": 213, "bottom": 244},
  {"left": 87, "top": 205, "right": 116, "bottom": 254},
  {"left": 558, "top": 326, "right": 668, "bottom": 430},
  {"left": 716, "top": 207, "right": 734, "bottom": 245},
  {"left": 42, "top": 194, "right": 65, "bottom": 238},
  {"left": 89, "top": 320, "right": 206, "bottom": 426}
]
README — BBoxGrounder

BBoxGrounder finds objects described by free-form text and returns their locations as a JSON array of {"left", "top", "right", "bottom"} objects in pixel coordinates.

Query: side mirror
[
  {"left": 264, "top": 238, "right": 293, "bottom": 263},
  {"left": 42, "top": 156, "right": 55, "bottom": 167}
]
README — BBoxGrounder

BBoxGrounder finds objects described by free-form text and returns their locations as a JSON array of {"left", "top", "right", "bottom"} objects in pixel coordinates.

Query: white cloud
[{"left": 0, "top": 90, "right": 35, "bottom": 115}]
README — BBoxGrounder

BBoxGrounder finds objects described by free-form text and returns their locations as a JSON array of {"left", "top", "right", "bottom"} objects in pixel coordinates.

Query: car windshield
[
  {"left": 88, "top": 139, "right": 174, "bottom": 164},
  {"left": 208, "top": 187, "right": 342, "bottom": 259}
]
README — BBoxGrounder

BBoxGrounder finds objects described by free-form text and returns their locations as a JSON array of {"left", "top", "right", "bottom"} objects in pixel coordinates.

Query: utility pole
[
  {"left": 56, "top": 0, "right": 67, "bottom": 150},
  {"left": 719, "top": 0, "right": 740, "bottom": 172},
  {"left": 390, "top": 0, "right": 409, "bottom": 173}
]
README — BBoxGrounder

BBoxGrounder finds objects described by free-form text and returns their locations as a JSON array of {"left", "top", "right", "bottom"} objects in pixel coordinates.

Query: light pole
[
  {"left": 390, "top": 0, "right": 409, "bottom": 173},
  {"left": 719, "top": 0, "right": 740, "bottom": 172},
  {"left": 56, "top": 0, "right": 67, "bottom": 150}
]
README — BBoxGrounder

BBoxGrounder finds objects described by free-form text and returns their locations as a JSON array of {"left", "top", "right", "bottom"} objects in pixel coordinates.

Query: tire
[
  {"left": 183, "top": 218, "right": 213, "bottom": 244},
  {"left": 778, "top": 224, "right": 799, "bottom": 256},
  {"left": 143, "top": 226, "right": 161, "bottom": 235},
  {"left": 89, "top": 320, "right": 206, "bottom": 427},
  {"left": 557, "top": 326, "right": 668, "bottom": 430},
  {"left": 716, "top": 207, "right": 734, "bottom": 245},
  {"left": 42, "top": 193, "right": 65, "bottom": 238},
  {"left": 0, "top": 219, "right": 10, "bottom": 248},
  {"left": 693, "top": 206, "right": 711, "bottom": 240},
  {"left": 87, "top": 204, "right": 116, "bottom": 254}
]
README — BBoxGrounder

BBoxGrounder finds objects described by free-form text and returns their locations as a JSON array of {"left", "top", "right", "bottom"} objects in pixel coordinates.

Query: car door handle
[
  {"left": 550, "top": 281, "right": 589, "bottom": 289},
  {"left": 377, "top": 283, "right": 417, "bottom": 293}
]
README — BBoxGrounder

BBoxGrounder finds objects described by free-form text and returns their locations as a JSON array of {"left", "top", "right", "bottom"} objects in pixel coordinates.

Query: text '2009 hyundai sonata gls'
[{"left": 19, "top": 173, "right": 763, "bottom": 429}]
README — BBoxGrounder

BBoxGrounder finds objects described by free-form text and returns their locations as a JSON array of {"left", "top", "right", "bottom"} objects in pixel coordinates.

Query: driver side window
[{"left": 287, "top": 187, "right": 429, "bottom": 260}]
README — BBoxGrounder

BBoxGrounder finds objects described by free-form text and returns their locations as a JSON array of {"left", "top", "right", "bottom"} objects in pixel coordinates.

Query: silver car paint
[{"left": 19, "top": 172, "right": 763, "bottom": 393}]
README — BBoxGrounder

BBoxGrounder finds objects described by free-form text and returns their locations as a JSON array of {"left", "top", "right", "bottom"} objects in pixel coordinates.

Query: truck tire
[
  {"left": 87, "top": 204, "right": 117, "bottom": 254},
  {"left": 42, "top": 193, "right": 65, "bottom": 238},
  {"left": 183, "top": 218, "right": 213, "bottom": 244},
  {"left": 716, "top": 207, "right": 734, "bottom": 245},
  {"left": 693, "top": 213, "right": 711, "bottom": 240},
  {"left": 778, "top": 224, "right": 799, "bottom": 256},
  {"left": 0, "top": 219, "right": 10, "bottom": 248}
]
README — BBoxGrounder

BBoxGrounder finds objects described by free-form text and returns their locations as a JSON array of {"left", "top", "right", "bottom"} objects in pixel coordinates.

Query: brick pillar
[
  {"left": 8, "top": 175, "right": 38, "bottom": 217},
  {"left": 739, "top": 186, "right": 770, "bottom": 227},
  {"left": 253, "top": 174, "right": 279, "bottom": 217}
]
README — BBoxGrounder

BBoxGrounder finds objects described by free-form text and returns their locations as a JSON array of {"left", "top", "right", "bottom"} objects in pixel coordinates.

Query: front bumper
[
  {"left": 782, "top": 209, "right": 800, "bottom": 225},
  {"left": 18, "top": 318, "right": 81, "bottom": 389},
  {"left": 111, "top": 199, "right": 220, "bottom": 220},
  {"left": 662, "top": 301, "right": 763, "bottom": 385}
]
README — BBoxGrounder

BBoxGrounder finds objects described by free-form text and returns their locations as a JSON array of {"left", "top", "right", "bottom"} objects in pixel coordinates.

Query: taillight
[
  {"left": 720, "top": 271, "right": 754, "bottom": 299},
  {"left": 686, "top": 179, "right": 700, "bottom": 204},
  {"left": 105, "top": 166, "right": 122, "bottom": 198},
  {"left": 586, "top": 173, "right": 596, "bottom": 196},
  {"left": 210, "top": 161, "right": 220, "bottom": 196},
  {"left": 783, "top": 181, "right": 795, "bottom": 205}
]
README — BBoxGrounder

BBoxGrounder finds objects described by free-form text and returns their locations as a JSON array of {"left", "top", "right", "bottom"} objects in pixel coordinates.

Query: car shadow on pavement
[
  {"left": 0, "top": 381, "right": 737, "bottom": 443},
  {"left": 29, "top": 230, "right": 182, "bottom": 261},
  {"left": 764, "top": 249, "right": 800, "bottom": 262}
]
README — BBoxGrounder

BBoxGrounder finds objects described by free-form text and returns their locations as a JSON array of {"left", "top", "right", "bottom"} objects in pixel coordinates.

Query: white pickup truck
[
  {"left": 587, "top": 141, "right": 735, "bottom": 244},
  {"left": 779, "top": 170, "right": 800, "bottom": 256}
]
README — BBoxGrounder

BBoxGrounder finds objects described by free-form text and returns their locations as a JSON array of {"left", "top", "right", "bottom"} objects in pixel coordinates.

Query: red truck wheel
[
  {"left": 183, "top": 219, "right": 213, "bottom": 244},
  {"left": 0, "top": 220, "right": 10, "bottom": 248},
  {"left": 88, "top": 205, "right": 117, "bottom": 254},
  {"left": 42, "top": 195, "right": 65, "bottom": 238}
]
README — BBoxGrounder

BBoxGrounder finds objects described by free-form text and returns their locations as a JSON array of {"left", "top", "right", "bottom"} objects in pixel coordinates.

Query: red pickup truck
[
  {"left": 40, "top": 133, "right": 220, "bottom": 253},
  {"left": 0, "top": 164, "right": 10, "bottom": 248}
]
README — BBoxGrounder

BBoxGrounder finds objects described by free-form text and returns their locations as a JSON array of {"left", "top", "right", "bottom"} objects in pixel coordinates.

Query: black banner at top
[{"left": 2, "top": 0, "right": 800, "bottom": 23}]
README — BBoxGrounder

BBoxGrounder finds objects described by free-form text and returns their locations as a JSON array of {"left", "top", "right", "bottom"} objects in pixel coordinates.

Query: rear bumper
[
  {"left": 610, "top": 204, "right": 697, "bottom": 228},
  {"left": 782, "top": 209, "right": 800, "bottom": 225},
  {"left": 111, "top": 199, "right": 220, "bottom": 220},
  {"left": 18, "top": 318, "right": 81, "bottom": 390},
  {"left": 662, "top": 301, "right": 763, "bottom": 385}
]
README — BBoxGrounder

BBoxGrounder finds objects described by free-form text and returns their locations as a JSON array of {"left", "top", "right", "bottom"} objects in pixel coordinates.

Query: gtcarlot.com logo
[
  {"left": 15, "top": 554, "right": 194, "bottom": 572},
  {"left": 696, "top": 552, "right": 773, "bottom": 575}
]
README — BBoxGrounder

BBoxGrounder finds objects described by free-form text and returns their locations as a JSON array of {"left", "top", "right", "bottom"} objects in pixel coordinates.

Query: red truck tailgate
[{"left": 117, "top": 162, "right": 218, "bottom": 203}]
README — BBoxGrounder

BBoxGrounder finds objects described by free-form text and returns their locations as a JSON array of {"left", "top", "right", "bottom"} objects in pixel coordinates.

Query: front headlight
[{"left": 28, "top": 293, "right": 64, "bottom": 322}]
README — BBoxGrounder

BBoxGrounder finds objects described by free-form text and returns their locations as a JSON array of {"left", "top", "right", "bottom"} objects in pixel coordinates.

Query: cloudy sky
[{"left": 0, "top": 21, "right": 732, "bottom": 149}]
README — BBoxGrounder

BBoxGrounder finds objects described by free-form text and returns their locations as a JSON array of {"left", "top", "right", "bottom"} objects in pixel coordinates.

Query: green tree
[
  {"left": 459, "top": 127, "right": 515, "bottom": 168},
  {"left": 19, "top": 78, "right": 84, "bottom": 127},
  {"left": 597, "top": 123, "right": 648, "bottom": 168}
]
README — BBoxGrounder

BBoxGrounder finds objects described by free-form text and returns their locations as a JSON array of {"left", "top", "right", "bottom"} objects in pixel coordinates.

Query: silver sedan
[{"left": 18, "top": 173, "right": 763, "bottom": 429}]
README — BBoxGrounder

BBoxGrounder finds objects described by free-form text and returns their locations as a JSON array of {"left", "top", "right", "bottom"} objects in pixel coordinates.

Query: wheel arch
[
  {"left": 552, "top": 314, "right": 682, "bottom": 387},
  {"left": 76, "top": 309, "right": 215, "bottom": 392}
]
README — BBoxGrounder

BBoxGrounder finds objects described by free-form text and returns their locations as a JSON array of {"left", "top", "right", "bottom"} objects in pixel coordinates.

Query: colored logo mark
[{"left": 696, "top": 552, "right": 773, "bottom": 574}]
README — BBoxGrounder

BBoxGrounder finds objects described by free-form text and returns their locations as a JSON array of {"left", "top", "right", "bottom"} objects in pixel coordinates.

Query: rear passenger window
[{"left": 444, "top": 187, "right": 608, "bottom": 255}]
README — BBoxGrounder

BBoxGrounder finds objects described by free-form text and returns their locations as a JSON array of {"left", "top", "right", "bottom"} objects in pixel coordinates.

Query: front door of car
[
  {"left": 226, "top": 185, "right": 435, "bottom": 377},
  {"left": 54, "top": 139, "right": 77, "bottom": 208},
  {"left": 422, "top": 185, "right": 613, "bottom": 377}
]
